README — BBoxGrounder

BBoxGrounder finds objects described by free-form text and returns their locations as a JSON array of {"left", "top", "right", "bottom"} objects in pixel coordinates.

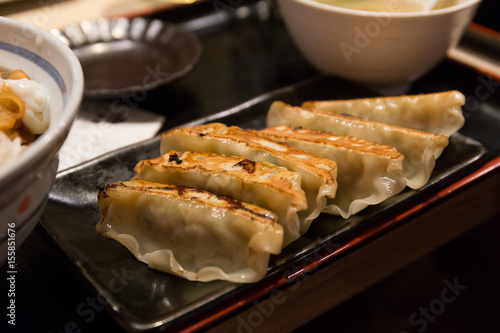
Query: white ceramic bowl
[
  {"left": 278, "top": 0, "right": 481, "bottom": 89},
  {"left": 0, "top": 17, "right": 83, "bottom": 264}
]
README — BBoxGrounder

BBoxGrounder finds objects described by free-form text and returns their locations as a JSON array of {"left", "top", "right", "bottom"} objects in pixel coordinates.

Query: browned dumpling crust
[
  {"left": 303, "top": 90, "right": 465, "bottom": 137},
  {"left": 160, "top": 123, "right": 338, "bottom": 235},
  {"left": 96, "top": 179, "right": 283, "bottom": 283},
  {"left": 267, "top": 101, "right": 448, "bottom": 189},
  {"left": 257, "top": 125, "right": 406, "bottom": 218},
  {"left": 133, "top": 151, "right": 307, "bottom": 246}
]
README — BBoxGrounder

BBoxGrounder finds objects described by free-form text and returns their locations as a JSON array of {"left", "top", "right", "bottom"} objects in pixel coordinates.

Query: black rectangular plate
[{"left": 40, "top": 75, "right": 487, "bottom": 332}]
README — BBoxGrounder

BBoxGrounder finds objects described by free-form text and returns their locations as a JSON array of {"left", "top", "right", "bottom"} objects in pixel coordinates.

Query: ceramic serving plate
[{"left": 39, "top": 75, "right": 487, "bottom": 332}]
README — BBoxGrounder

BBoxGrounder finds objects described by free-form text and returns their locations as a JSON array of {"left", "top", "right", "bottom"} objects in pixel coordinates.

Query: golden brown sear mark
[
  {"left": 234, "top": 159, "right": 256, "bottom": 174},
  {"left": 168, "top": 153, "right": 183, "bottom": 164}
]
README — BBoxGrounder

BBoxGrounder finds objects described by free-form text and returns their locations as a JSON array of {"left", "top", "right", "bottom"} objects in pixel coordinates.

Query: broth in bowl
[
  {"left": 278, "top": 0, "right": 481, "bottom": 87},
  {"left": 313, "top": 0, "right": 458, "bottom": 12}
]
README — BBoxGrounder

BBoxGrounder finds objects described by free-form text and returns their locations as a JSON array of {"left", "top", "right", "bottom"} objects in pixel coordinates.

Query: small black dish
[{"left": 51, "top": 17, "right": 202, "bottom": 98}]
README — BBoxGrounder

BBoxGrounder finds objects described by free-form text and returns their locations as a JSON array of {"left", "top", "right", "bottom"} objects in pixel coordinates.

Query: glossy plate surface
[
  {"left": 40, "top": 75, "right": 487, "bottom": 332},
  {"left": 51, "top": 17, "right": 202, "bottom": 98}
]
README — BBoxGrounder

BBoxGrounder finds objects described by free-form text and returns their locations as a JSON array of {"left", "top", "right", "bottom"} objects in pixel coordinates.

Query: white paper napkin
[{"left": 58, "top": 101, "right": 165, "bottom": 171}]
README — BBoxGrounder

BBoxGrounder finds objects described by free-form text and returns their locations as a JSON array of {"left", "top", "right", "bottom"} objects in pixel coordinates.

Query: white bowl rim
[
  {"left": 0, "top": 17, "right": 83, "bottom": 186},
  {"left": 286, "top": 0, "right": 482, "bottom": 18}
]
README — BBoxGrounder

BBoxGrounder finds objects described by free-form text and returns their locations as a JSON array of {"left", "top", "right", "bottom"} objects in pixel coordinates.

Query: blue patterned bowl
[{"left": 0, "top": 17, "right": 83, "bottom": 264}]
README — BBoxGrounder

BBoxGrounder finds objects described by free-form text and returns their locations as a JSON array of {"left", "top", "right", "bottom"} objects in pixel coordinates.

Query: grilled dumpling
[
  {"left": 133, "top": 151, "right": 307, "bottom": 246},
  {"left": 267, "top": 101, "right": 448, "bottom": 189},
  {"left": 303, "top": 90, "right": 465, "bottom": 137},
  {"left": 257, "top": 126, "right": 406, "bottom": 218},
  {"left": 96, "top": 179, "right": 283, "bottom": 283},
  {"left": 160, "top": 123, "right": 338, "bottom": 235}
]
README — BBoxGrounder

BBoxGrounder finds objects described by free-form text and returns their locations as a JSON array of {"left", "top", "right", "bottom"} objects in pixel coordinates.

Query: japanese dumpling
[
  {"left": 160, "top": 123, "right": 338, "bottom": 235},
  {"left": 133, "top": 151, "right": 307, "bottom": 246},
  {"left": 257, "top": 126, "right": 406, "bottom": 218},
  {"left": 303, "top": 90, "right": 465, "bottom": 137},
  {"left": 95, "top": 179, "right": 283, "bottom": 283},
  {"left": 267, "top": 101, "right": 448, "bottom": 189}
]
